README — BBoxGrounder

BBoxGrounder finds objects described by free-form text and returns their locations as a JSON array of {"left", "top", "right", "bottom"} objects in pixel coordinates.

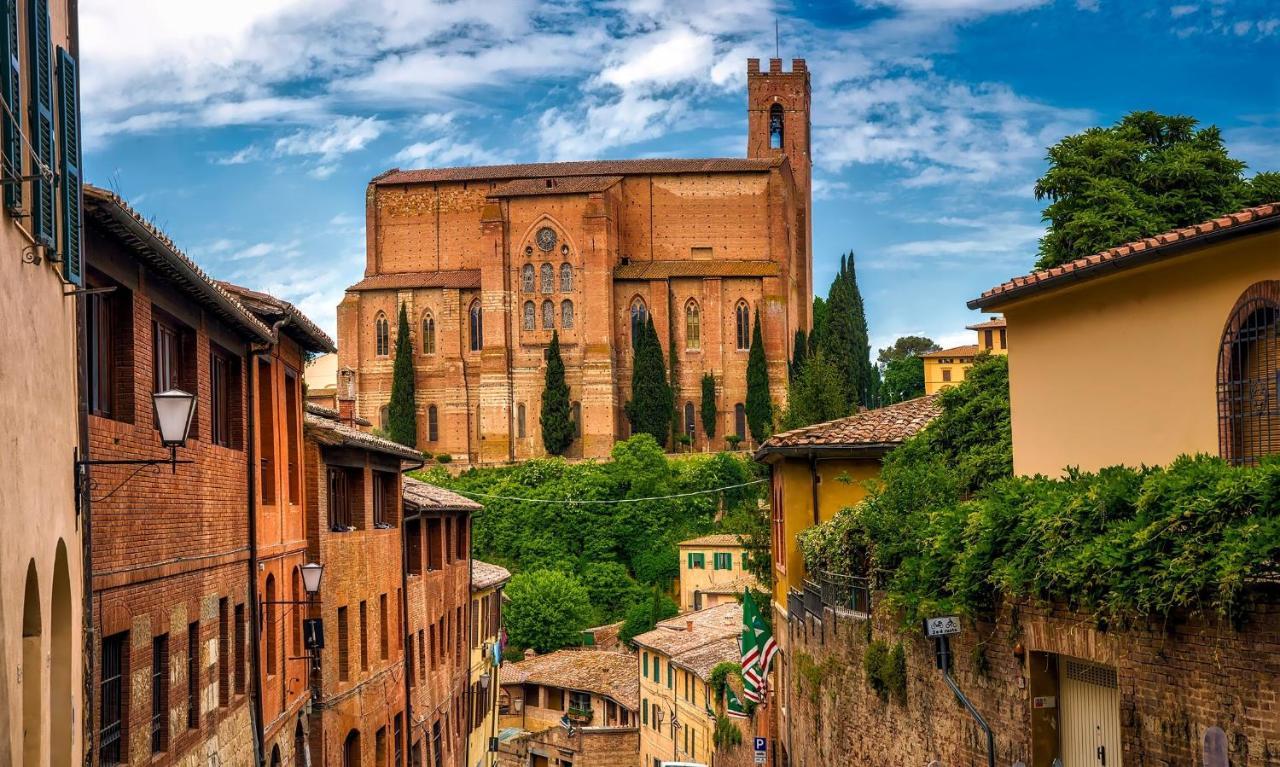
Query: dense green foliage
[
  {"left": 809, "top": 296, "right": 828, "bottom": 355},
  {"left": 701, "top": 373, "right": 718, "bottom": 439},
  {"left": 745, "top": 313, "right": 773, "bottom": 443},
  {"left": 817, "top": 253, "right": 874, "bottom": 410},
  {"left": 863, "top": 640, "right": 907, "bottom": 703},
  {"left": 781, "top": 351, "right": 846, "bottom": 430},
  {"left": 626, "top": 318, "right": 673, "bottom": 446},
  {"left": 789, "top": 329, "right": 809, "bottom": 382},
  {"left": 540, "top": 331, "right": 574, "bottom": 456},
  {"left": 619, "top": 586, "right": 679, "bottom": 645},
  {"left": 415, "top": 436, "right": 765, "bottom": 640},
  {"left": 879, "top": 355, "right": 926, "bottom": 405},
  {"left": 713, "top": 715, "right": 744, "bottom": 749},
  {"left": 800, "top": 354, "right": 1280, "bottom": 625},
  {"left": 503, "top": 569, "right": 593, "bottom": 653},
  {"left": 877, "top": 335, "right": 939, "bottom": 364},
  {"left": 1035, "top": 111, "right": 1278, "bottom": 269},
  {"left": 387, "top": 304, "right": 417, "bottom": 447}
]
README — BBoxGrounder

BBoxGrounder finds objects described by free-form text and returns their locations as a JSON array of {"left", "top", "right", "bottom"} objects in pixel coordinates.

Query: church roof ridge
[{"left": 373, "top": 157, "right": 783, "bottom": 186}]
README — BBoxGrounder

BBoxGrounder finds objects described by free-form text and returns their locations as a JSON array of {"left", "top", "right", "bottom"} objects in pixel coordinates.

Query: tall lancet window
[{"left": 769, "top": 104, "right": 784, "bottom": 150}]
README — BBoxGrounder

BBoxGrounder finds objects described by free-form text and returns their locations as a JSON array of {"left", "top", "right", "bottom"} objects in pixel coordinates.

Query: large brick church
[{"left": 336, "top": 58, "right": 813, "bottom": 464}]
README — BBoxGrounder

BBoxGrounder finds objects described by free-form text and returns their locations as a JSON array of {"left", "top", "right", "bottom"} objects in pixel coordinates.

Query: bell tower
[{"left": 748, "top": 57, "right": 812, "bottom": 325}]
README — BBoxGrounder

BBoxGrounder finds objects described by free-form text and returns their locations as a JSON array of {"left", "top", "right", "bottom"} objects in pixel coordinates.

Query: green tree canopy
[
  {"left": 626, "top": 317, "right": 673, "bottom": 445},
  {"left": 540, "top": 330, "right": 574, "bottom": 456},
  {"left": 781, "top": 351, "right": 847, "bottom": 430},
  {"left": 579, "top": 561, "right": 646, "bottom": 625},
  {"left": 1035, "top": 111, "right": 1278, "bottom": 269},
  {"left": 745, "top": 312, "right": 773, "bottom": 443},
  {"left": 879, "top": 355, "right": 926, "bottom": 405},
  {"left": 503, "top": 569, "right": 594, "bottom": 653},
  {"left": 817, "top": 253, "right": 873, "bottom": 410},
  {"left": 619, "top": 586, "right": 680, "bottom": 645},
  {"left": 789, "top": 329, "right": 809, "bottom": 382},
  {"left": 700, "top": 373, "right": 717, "bottom": 440},
  {"left": 387, "top": 303, "right": 417, "bottom": 447},
  {"left": 877, "top": 335, "right": 939, "bottom": 365}
]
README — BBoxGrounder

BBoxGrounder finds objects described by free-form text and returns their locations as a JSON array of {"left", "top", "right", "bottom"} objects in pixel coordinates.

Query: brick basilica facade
[{"left": 338, "top": 58, "right": 813, "bottom": 464}]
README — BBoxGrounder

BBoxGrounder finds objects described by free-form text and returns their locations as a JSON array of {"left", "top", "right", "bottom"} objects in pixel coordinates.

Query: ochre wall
[
  {"left": 990, "top": 230, "right": 1279, "bottom": 477},
  {"left": 677, "top": 542, "right": 755, "bottom": 611}
]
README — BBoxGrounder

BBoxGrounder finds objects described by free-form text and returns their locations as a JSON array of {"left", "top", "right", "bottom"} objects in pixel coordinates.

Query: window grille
[{"left": 1218, "top": 282, "right": 1280, "bottom": 466}]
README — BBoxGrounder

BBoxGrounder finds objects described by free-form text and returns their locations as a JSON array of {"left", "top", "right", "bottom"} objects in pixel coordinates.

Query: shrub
[
  {"left": 713, "top": 715, "right": 743, "bottom": 749},
  {"left": 436, "top": 453, "right": 452, "bottom": 464}
]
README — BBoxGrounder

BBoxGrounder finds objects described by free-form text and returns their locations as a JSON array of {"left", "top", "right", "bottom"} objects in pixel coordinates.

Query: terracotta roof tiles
[
  {"left": 500, "top": 650, "right": 638, "bottom": 711},
  {"left": 920, "top": 344, "right": 979, "bottom": 359},
  {"left": 375, "top": 158, "right": 782, "bottom": 186},
  {"left": 633, "top": 602, "right": 742, "bottom": 658},
  {"left": 402, "top": 476, "right": 481, "bottom": 512},
  {"left": 678, "top": 534, "right": 744, "bottom": 548},
  {"left": 347, "top": 270, "right": 482, "bottom": 292},
  {"left": 970, "top": 203, "right": 1280, "bottom": 309},
  {"left": 964, "top": 317, "right": 1006, "bottom": 331},
  {"left": 304, "top": 411, "right": 423, "bottom": 462},
  {"left": 471, "top": 560, "right": 512, "bottom": 591},
  {"left": 218, "top": 281, "right": 336, "bottom": 353},
  {"left": 755, "top": 395, "right": 941, "bottom": 459}
]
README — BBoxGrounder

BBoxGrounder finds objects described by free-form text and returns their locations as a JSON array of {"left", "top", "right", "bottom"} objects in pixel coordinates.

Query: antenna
[{"left": 775, "top": 18, "right": 780, "bottom": 59}]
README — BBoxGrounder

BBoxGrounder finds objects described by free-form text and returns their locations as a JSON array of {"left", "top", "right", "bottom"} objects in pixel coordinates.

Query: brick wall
[
  {"left": 497, "top": 725, "right": 639, "bottom": 767},
  {"left": 778, "top": 590, "right": 1280, "bottom": 767}
]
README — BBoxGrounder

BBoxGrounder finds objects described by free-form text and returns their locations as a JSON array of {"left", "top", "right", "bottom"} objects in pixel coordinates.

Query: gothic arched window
[
  {"left": 685, "top": 300, "right": 701, "bottom": 350},
  {"left": 560, "top": 263, "right": 573, "bottom": 292},
  {"left": 517, "top": 403, "right": 527, "bottom": 439},
  {"left": 734, "top": 403, "right": 746, "bottom": 439},
  {"left": 735, "top": 301, "right": 751, "bottom": 351},
  {"left": 561, "top": 300, "right": 574, "bottom": 329},
  {"left": 540, "top": 263, "right": 554, "bottom": 294},
  {"left": 522, "top": 301, "right": 535, "bottom": 331},
  {"left": 1218, "top": 280, "right": 1280, "bottom": 466},
  {"left": 630, "top": 298, "right": 648, "bottom": 348},
  {"left": 541, "top": 300, "right": 554, "bottom": 329},
  {"left": 468, "top": 300, "right": 482, "bottom": 352},
  {"left": 421, "top": 312, "right": 435, "bottom": 355},
  {"left": 521, "top": 264, "right": 535, "bottom": 293},
  {"left": 684, "top": 402, "right": 696, "bottom": 436},
  {"left": 572, "top": 401, "right": 581, "bottom": 438},
  {"left": 769, "top": 103, "right": 784, "bottom": 150},
  {"left": 428, "top": 405, "right": 439, "bottom": 442},
  {"left": 374, "top": 312, "right": 389, "bottom": 356}
]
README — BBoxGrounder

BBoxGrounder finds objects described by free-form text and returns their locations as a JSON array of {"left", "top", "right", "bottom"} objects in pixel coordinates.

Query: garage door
[{"left": 1058, "top": 658, "right": 1122, "bottom": 767}]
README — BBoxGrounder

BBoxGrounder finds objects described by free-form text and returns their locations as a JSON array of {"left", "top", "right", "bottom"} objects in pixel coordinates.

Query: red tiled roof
[
  {"left": 402, "top": 476, "right": 480, "bottom": 512},
  {"left": 678, "top": 534, "right": 744, "bottom": 548},
  {"left": 374, "top": 157, "right": 782, "bottom": 185},
  {"left": 218, "top": 281, "right": 336, "bottom": 354},
  {"left": 304, "top": 410, "right": 423, "bottom": 462},
  {"left": 488, "top": 176, "right": 622, "bottom": 198},
  {"left": 969, "top": 203, "right": 1280, "bottom": 309},
  {"left": 500, "top": 650, "right": 639, "bottom": 711},
  {"left": 472, "top": 560, "right": 512, "bottom": 591},
  {"left": 964, "top": 317, "right": 1006, "bottom": 331},
  {"left": 755, "top": 395, "right": 941, "bottom": 460},
  {"left": 921, "top": 344, "right": 979, "bottom": 359},
  {"left": 347, "top": 270, "right": 481, "bottom": 292},
  {"left": 614, "top": 260, "right": 779, "bottom": 280}
]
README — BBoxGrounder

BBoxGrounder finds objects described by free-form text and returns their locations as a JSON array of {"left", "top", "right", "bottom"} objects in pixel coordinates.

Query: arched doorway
[
  {"left": 270, "top": 744, "right": 281, "bottom": 767},
  {"left": 22, "top": 560, "right": 42, "bottom": 765},
  {"left": 343, "top": 729, "right": 361, "bottom": 767},
  {"left": 51, "top": 541, "right": 72, "bottom": 767},
  {"left": 294, "top": 718, "right": 309, "bottom": 767}
]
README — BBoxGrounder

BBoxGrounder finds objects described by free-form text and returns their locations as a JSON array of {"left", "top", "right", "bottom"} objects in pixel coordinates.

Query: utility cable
[{"left": 449, "top": 478, "right": 767, "bottom": 505}]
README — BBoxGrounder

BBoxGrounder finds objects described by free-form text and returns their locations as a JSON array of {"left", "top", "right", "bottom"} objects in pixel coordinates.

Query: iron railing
[{"left": 815, "top": 570, "right": 873, "bottom": 616}]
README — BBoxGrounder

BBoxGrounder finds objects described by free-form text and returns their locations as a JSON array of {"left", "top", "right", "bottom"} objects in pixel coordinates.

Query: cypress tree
[
  {"left": 789, "top": 328, "right": 809, "bottom": 382},
  {"left": 669, "top": 342, "right": 681, "bottom": 448},
  {"left": 700, "top": 372, "right": 717, "bottom": 440},
  {"left": 818, "top": 253, "right": 873, "bottom": 411},
  {"left": 387, "top": 303, "right": 417, "bottom": 447},
  {"left": 540, "top": 330, "right": 574, "bottom": 455},
  {"left": 625, "top": 317, "right": 672, "bottom": 445},
  {"left": 745, "top": 312, "right": 773, "bottom": 444}
]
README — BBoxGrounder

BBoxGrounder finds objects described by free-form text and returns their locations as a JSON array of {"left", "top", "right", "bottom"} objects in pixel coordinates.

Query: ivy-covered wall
[{"left": 779, "top": 591, "right": 1280, "bottom": 767}]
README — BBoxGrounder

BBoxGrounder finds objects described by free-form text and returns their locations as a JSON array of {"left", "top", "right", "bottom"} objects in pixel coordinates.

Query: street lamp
[
  {"left": 75, "top": 389, "right": 197, "bottom": 505},
  {"left": 300, "top": 562, "right": 324, "bottom": 595}
]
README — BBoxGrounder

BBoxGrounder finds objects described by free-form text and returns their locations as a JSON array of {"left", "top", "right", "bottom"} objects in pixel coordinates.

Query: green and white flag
[
  {"left": 725, "top": 684, "right": 750, "bottom": 719},
  {"left": 739, "top": 590, "right": 778, "bottom": 703}
]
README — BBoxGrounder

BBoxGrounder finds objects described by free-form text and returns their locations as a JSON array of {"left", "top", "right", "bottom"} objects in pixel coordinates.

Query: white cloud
[
  {"left": 538, "top": 92, "right": 689, "bottom": 161},
  {"left": 274, "top": 116, "right": 385, "bottom": 161},
  {"left": 1170, "top": 5, "right": 1198, "bottom": 17},
  {"left": 391, "top": 138, "right": 507, "bottom": 168},
  {"left": 857, "top": 0, "right": 1049, "bottom": 15},
  {"left": 867, "top": 213, "right": 1045, "bottom": 269}
]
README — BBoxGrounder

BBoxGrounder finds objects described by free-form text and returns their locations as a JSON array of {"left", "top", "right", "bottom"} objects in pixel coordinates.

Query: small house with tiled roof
[
  {"left": 338, "top": 59, "right": 816, "bottom": 466},
  {"left": 754, "top": 395, "right": 942, "bottom": 615},
  {"left": 918, "top": 315, "right": 1008, "bottom": 395},
  {"left": 969, "top": 202, "right": 1280, "bottom": 475},
  {"left": 676, "top": 533, "right": 761, "bottom": 611}
]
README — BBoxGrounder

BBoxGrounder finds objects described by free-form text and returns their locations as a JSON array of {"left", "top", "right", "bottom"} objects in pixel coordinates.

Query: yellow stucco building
[
  {"left": 921, "top": 316, "right": 1007, "bottom": 394},
  {"left": 468, "top": 560, "right": 511, "bottom": 767},
  {"left": 968, "top": 202, "right": 1279, "bottom": 476},
  {"left": 676, "top": 534, "right": 759, "bottom": 611},
  {"left": 634, "top": 602, "right": 743, "bottom": 767}
]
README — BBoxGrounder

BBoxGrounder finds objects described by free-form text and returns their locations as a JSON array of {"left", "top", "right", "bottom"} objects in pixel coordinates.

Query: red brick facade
[
  {"left": 339, "top": 59, "right": 813, "bottom": 465},
  {"left": 85, "top": 213, "right": 263, "bottom": 766}
]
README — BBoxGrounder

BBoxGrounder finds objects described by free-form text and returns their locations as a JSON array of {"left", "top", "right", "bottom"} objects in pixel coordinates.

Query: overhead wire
[{"left": 450, "top": 478, "right": 767, "bottom": 505}]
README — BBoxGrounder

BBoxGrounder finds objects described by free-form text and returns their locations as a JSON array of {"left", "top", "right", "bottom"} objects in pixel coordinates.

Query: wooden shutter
[
  {"left": 56, "top": 47, "right": 81, "bottom": 284},
  {"left": 1, "top": 0, "right": 19, "bottom": 210},
  {"left": 27, "top": 0, "right": 53, "bottom": 246}
]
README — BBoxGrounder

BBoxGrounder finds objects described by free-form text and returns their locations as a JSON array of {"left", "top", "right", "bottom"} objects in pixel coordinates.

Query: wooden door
[{"left": 1059, "top": 658, "right": 1122, "bottom": 767}]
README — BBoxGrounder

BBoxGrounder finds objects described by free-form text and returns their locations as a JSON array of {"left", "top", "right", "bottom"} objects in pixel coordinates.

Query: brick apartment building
[
  {"left": 82, "top": 185, "right": 275, "bottom": 765},
  {"left": 302, "top": 404, "right": 422, "bottom": 765},
  {"left": 0, "top": 0, "right": 84, "bottom": 762},
  {"left": 219, "top": 283, "right": 337, "bottom": 764},
  {"left": 401, "top": 476, "right": 480, "bottom": 765},
  {"left": 338, "top": 58, "right": 813, "bottom": 464}
]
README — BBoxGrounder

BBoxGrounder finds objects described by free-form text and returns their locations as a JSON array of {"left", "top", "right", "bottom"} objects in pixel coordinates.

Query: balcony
[
  {"left": 812, "top": 571, "right": 873, "bottom": 618},
  {"left": 567, "top": 706, "right": 594, "bottom": 724}
]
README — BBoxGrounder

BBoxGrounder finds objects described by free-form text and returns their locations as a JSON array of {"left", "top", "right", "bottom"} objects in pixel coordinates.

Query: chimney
[
  {"left": 524, "top": 648, "right": 536, "bottom": 660},
  {"left": 686, "top": 620, "right": 694, "bottom": 632},
  {"left": 337, "top": 367, "right": 357, "bottom": 426}
]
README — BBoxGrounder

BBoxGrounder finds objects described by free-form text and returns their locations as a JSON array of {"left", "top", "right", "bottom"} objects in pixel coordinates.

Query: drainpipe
[
  {"left": 808, "top": 455, "right": 819, "bottom": 527},
  {"left": 74, "top": 271, "right": 94, "bottom": 767},
  {"left": 399, "top": 502, "right": 413, "bottom": 763}
]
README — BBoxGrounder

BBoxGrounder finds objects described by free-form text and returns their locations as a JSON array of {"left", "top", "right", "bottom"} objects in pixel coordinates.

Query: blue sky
[{"left": 81, "top": 0, "right": 1279, "bottom": 352}]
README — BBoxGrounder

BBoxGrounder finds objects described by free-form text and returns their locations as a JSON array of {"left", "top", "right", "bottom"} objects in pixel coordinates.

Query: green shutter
[
  {"left": 642, "top": 699, "right": 648, "bottom": 725},
  {"left": 667, "top": 664, "right": 673, "bottom": 688},
  {"left": 642, "top": 652, "right": 648, "bottom": 677},
  {"left": 55, "top": 47, "right": 79, "bottom": 285},
  {"left": 1, "top": 0, "right": 19, "bottom": 210},
  {"left": 686, "top": 553, "right": 693, "bottom": 569},
  {"left": 27, "top": 0, "right": 53, "bottom": 247}
]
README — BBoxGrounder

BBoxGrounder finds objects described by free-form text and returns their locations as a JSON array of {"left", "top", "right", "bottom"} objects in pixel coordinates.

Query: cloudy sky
[{"left": 81, "top": 0, "right": 1279, "bottom": 352}]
